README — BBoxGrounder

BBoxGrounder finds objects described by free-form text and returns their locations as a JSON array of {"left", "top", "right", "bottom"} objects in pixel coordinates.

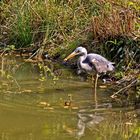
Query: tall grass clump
[
  {"left": 0, "top": 1, "right": 33, "bottom": 47},
  {"left": 91, "top": 0, "right": 139, "bottom": 40},
  {"left": 0, "top": 0, "right": 95, "bottom": 50},
  {"left": 90, "top": 0, "right": 140, "bottom": 69}
]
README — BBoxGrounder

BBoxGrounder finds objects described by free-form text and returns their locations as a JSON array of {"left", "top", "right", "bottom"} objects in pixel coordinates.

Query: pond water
[{"left": 0, "top": 56, "right": 140, "bottom": 140}]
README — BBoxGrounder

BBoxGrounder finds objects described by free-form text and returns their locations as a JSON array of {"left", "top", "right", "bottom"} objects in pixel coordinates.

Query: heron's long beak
[{"left": 64, "top": 52, "right": 78, "bottom": 62}]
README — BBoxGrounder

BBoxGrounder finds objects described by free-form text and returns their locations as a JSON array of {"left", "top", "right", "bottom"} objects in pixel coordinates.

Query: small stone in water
[{"left": 64, "top": 101, "right": 71, "bottom": 106}]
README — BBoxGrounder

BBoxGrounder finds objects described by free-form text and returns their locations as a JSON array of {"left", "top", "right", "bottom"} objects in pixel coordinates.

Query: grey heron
[{"left": 64, "top": 46, "right": 115, "bottom": 94}]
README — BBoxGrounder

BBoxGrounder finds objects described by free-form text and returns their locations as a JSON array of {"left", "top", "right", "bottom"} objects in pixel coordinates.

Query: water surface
[{"left": 0, "top": 56, "right": 139, "bottom": 140}]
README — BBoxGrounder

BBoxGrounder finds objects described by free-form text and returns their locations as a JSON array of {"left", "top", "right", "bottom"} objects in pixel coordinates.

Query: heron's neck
[{"left": 79, "top": 54, "right": 87, "bottom": 63}]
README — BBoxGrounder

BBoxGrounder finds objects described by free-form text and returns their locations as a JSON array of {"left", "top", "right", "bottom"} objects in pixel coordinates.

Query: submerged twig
[
  {"left": 111, "top": 79, "right": 137, "bottom": 98},
  {"left": 13, "top": 77, "right": 21, "bottom": 90}
]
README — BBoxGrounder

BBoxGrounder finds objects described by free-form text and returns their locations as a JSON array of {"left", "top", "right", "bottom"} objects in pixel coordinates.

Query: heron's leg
[
  {"left": 94, "top": 73, "right": 99, "bottom": 109},
  {"left": 94, "top": 73, "right": 99, "bottom": 94}
]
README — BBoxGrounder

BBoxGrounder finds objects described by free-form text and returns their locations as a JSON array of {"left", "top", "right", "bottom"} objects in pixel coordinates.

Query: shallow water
[{"left": 0, "top": 56, "right": 140, "bottom": 140}]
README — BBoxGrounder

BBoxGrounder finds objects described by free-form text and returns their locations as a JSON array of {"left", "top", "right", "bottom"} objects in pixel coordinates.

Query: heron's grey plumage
[
  {"left": 75, "top": 47, "right": 115, "bottom": 74},
  {"left": 86, "top": 53, "right": 114, "bottom": 73}
]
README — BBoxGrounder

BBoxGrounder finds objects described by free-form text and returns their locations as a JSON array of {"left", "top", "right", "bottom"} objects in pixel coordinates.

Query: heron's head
[{"left": 64, "top": 47, "right": 87, "bottom": 62}]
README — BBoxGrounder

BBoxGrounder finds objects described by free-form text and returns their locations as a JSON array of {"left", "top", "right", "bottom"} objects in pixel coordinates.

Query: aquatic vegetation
[{"left": 38, "top": 62, "right": 58, "bottom": 81}]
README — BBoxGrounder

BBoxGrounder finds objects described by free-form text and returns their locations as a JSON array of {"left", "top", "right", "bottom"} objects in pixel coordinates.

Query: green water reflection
[{"left": 0, "top": 56, "right": 140, "bottom": 140}]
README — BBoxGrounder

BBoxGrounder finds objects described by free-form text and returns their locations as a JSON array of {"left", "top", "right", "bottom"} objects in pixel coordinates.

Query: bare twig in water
[
  {"left": 111, "top": 79, "right": 137, "bottom": 98},
  {"left": 13, "top": 77, "right": 21, "bottom": 90}
]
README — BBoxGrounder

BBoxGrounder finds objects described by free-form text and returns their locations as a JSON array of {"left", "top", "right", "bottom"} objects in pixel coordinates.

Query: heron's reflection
[
  {"left": 63, "top": 87, "right": 113, "bottom": 139},
  {"left": 76, "top": 112, "right": 104, "bottom": 139}
]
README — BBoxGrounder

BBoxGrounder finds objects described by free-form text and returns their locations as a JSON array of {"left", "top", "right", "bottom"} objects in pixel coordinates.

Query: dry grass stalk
[{"left": 92, "top": 8, "right": 136, "bottom": 40}]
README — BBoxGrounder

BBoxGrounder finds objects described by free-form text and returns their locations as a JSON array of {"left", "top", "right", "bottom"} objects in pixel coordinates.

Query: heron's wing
[
  {"left": 91, "top": 58, "right": 108, "bottom": 73},
  {"left": 87, "top": 54, "right": 114, "bottom": 73}
]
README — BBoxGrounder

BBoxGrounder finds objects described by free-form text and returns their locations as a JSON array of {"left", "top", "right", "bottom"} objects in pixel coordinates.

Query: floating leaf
[{"left": 99, "top": 85, "right": 107, "bottom": 89}]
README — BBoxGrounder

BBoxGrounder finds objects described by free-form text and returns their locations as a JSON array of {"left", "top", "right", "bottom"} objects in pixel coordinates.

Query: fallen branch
[{"left": 111, "top": 79, "right": 137, "bottom": 98}]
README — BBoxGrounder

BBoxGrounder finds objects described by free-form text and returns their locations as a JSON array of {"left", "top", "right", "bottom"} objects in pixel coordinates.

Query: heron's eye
[{"left": 76, "top": 50, "right": 80, "bottom": 53}]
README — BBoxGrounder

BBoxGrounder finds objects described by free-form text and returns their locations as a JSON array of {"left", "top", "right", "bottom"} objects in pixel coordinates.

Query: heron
[{"left": 64, "top": 46, "right": 115, "bottom": 95}]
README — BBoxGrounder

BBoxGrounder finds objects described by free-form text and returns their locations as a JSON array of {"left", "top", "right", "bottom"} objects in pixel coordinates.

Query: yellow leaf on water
[
  {"left": 23, "top": 89, "right": 32, "bottom": 93},
  {"left": 99, "top": 85, "right": 107, "bottom": 89},
  {"left": 44, "top": 107, "right": 54, "bottom": 110},
  {"left": 2, "top": 83, "right": 9, "bottom": 86},
  {"left": 72, "top": 106, "right": 79, "bottom": 110},
  {"left": 64, "top": 106, "right": 69, "bottom": 109},
  {"left": 125, "top": 122, "right": 133, "bottom": 125},
  {"left": 38, "top": 102, "right": 50, "bottom": 107}
]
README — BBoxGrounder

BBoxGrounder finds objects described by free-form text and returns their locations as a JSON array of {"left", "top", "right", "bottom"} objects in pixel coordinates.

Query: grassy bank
[{"left": 0, "top": 0, "right": 139, "bottom": 57}]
